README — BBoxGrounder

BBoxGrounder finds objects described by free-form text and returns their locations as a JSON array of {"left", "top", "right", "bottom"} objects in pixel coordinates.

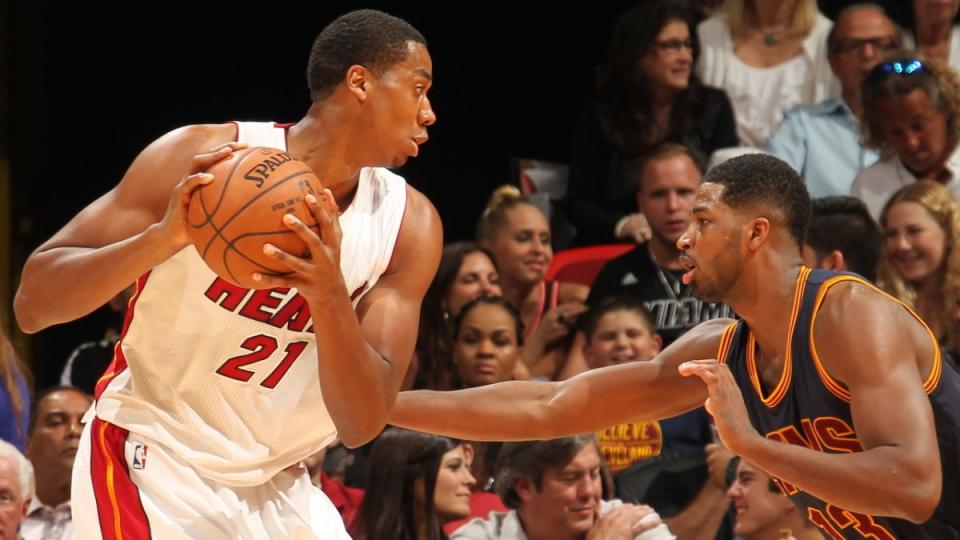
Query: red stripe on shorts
[{"left": 90, "top": 417, "right": 152, "bottom": 539}]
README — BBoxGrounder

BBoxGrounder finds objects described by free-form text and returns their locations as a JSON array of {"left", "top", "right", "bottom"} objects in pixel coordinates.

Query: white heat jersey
[{"left": 94, "top": 121, "right": 407, "bottom": 486}]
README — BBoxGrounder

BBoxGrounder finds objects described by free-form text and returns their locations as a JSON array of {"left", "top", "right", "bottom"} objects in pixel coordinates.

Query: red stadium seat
[{"left": 545, "top": 244, "right": 634, "bottom": 287}]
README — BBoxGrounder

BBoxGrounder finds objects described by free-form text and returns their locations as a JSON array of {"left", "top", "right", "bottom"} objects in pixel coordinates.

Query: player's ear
[
  {"left": 824, "top": 250, "right": 847, "bottom": 272},
  {"left": 345, "top": 65, "right": 372, "bottom": 101},
  {"left": 745, "top": 217, "right": 770, "bottom": 250}
]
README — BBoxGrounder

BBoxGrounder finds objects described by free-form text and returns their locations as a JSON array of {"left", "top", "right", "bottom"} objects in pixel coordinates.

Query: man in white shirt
[
  {"left": 0, "top": 440, "right": 32, "bottom": 540},
  {"left": 852, "top": 55, "right": 960, "bottom": 219},
  {"left": 22, "top": 387, "right": 92, "bottom": 540},
  {"left": 451, "top": 435, "right": 673, "bottom": 540},
  {"left": 765, "top": 4, "right": 900, "bottom": 197}
]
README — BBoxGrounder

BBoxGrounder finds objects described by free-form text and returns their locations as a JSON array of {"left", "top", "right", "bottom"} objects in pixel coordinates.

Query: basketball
[{"left": 187, "top": 146, "right": 323, "bottom": 288}]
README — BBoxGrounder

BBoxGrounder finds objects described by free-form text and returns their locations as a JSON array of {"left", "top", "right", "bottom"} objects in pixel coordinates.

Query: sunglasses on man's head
[{"left": 867, "top": 59, "right": 926, "bottom": 83}]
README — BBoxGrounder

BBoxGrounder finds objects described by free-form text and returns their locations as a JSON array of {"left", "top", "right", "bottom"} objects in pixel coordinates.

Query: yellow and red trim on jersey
[
  {"left": 716, "top": 322, "right": 739, "bottom": 365},
  {"left": 809, "top": 275, "right": 942, "bottom": 402},
  {"left": 746, "top": 266, "right": 811, "bottom": 408}
]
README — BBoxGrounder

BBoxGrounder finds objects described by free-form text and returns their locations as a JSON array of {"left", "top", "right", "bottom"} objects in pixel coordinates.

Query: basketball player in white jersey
[{"left": 13, "top": 9, "right": 441, "bottom": 539}]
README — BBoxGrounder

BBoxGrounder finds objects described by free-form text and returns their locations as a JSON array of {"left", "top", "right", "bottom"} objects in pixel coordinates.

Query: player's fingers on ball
[
  {"left": 178, "top": 173, "right": 214, "bottom": 200},
  {"left": 323, "top": 190, "right": 343, "bottom": 238},
  {"left": 251, "top": 271, "right": 292, "bottom": 289},
  {"left": 314, "top": 194, "right": 339, "bottom": 243},
  {"left": 281, "top": 214, "right": 323, "bottom": 249},
  {"left": 262, "top": 243, "right": 310, "bottom": 272}
]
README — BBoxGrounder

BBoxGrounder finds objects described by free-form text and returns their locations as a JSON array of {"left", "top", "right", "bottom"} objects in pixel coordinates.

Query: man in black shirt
[{"left": 589, "top": 144, "right": 734, "bottom": 346}]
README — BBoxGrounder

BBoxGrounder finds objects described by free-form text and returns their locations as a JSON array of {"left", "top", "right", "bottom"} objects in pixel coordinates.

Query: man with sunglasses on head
[
  {"left": 852, "top": 52, "right": 960, "bottom": 219},
  {"left": 765, "top": 4, "right": 900, "bottom": 198}
]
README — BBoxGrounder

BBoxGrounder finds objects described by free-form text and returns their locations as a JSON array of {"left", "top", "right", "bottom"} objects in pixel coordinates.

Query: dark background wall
[{"left": 4, "top": 0, "right": 914, "bottom": 388}]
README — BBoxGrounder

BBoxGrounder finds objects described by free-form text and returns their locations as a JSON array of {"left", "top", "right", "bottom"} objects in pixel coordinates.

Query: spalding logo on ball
[{"left": 187, "top": 147, "right": 324, "bottom": 289}]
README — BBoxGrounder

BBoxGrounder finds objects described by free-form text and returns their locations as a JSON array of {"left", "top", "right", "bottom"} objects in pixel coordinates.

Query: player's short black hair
[
  {"left": 806, "top": 196, "right": 881, "bottom": 281},
  {"left": 703, "top": 154, "right": 811, "bottom": 248},
  {"left": 307, "top": 9, "right": 426, "bottom": 101}
]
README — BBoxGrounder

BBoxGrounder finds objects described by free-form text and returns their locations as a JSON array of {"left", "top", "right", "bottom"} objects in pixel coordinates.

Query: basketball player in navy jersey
[
  {"left": 392, "top": 154, "right": 960, "bottom": 539},
  {"left": 15, "top": 9, "right": 440, "bottom": 539}
]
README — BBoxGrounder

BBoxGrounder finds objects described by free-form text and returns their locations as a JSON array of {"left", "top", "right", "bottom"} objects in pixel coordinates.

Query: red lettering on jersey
[
  {"left": 239, "top": 288, "right": 287, "bottom": 322},
  {"left": 808, "top": 504, "right": 896, "bottom": 540},
  {"left": 268, "top": 294, "right": 312, "bottom": 332},
  {"left": 767, "top": 424, "right": 814, "bottom": 448},
  {"left": 800, "top": 418, "right": 824, "bottom": 452},
  {"left": 204, "top": 278, "right": 250, "bottom": 310},
  {"left": 766, "top": 417, "right": 864, "bottom": 498},
  {"left": 765, "top": 425, "right": 812, "bottom": 495},
  {"left": 814, "top": 417, "right": 863, "bottom": 453},
  {"left": 205, "top": 278, "right": 314, "bottom": 331}
]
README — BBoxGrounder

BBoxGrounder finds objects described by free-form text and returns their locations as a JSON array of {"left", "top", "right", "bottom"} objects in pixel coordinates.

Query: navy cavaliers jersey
[{"left": 717, "top": 267, "right": 960, "bottom": 539}]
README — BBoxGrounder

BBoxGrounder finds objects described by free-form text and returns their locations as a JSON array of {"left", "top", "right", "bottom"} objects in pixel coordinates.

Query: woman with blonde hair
[
  {"left": 476, "top": 186, "right": 588, "bottom": 379},
  {"left": 878, "top": 180, "right": 960, "bottom": 359},
  {"left": 697, "top": 0, "right": 839, "bottom": 146}
]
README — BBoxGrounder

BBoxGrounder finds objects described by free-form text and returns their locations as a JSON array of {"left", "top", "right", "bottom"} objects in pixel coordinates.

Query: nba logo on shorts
[{"left": 132, "top": 444, "right": 148, "bottom": 470}]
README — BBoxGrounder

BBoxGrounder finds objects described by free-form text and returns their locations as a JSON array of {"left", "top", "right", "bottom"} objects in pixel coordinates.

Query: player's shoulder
[
  {"left": 814, "top": 278, "right": 929, "bottom": 354},
  {"left": 815, "top": 278, "right": 903, "bottom": 325},
  {"left": 141, "top": 123, "right": 236, "bottom": 161},
  {"left": 400, "top": 183, "right": 440, "bottom": 231}
]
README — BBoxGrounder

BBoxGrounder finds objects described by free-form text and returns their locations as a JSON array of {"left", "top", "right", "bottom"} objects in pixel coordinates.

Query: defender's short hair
[
  {"left": 306, "top": 10, "right": 426, "bottom": 101},
  {"left": 702, "top": 153, "right": 811, "bottom": 247}
]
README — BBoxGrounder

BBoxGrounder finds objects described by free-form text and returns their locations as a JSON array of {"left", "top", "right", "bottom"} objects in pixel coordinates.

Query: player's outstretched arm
[
  {"left": 389, "top": 319, "right": 726, "bottom": 441},
  {"left": 686, "top": 282, "right": 941, "bottom": 522},
  {"left": 14, "top": 124, "right": 240, "bottom": 333}
]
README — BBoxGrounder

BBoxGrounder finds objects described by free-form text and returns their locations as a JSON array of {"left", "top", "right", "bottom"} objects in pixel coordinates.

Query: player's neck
[
  {"left": 287, "top": 107, "right": 365, "bottom": 200},
  {"left": 728, "top": 258, "right": 805, "bottom": 357}
]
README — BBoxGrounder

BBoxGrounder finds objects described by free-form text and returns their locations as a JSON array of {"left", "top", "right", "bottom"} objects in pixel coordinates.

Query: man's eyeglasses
[
  {"left": 867, "top": 58, "right": 926, "bottom": 83},
  {"left": 831, "top": 36, "right": 899, "bottom": 55},
  {"left": 651, "top": 39, "right": 694, "bottom": 53}
]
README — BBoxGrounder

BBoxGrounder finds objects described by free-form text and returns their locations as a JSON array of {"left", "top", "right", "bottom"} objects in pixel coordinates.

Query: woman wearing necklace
[{"left": 697, "top": 0, "right": 839, "bottom": 146}]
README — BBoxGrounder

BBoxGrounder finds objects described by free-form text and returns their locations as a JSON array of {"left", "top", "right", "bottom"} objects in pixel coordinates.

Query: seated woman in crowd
[
  {"left": 351, "top": 428, "right": 476, "bottom": 540},
  {"left": 406, "top": 242, "right": 503, "bottom": 390},
  {"left": 568, "top": 1, "right": 737, "bottom": 245},
  {"left": 878, "top": 180, "right": 960, "bottom": 369},
  {"left": 446, "top": 295, "right": 526, "bottom": 531},
  {"left": 477, "top": 186, "right": 588, "bottom": 379},
  {"left": 697, "top": 0, "right": 838, "bottom": 146}
]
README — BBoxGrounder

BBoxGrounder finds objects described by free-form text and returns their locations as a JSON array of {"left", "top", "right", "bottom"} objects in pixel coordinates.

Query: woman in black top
[{"left": 568, "top": 1, "right": 737, "bottom": 246}]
